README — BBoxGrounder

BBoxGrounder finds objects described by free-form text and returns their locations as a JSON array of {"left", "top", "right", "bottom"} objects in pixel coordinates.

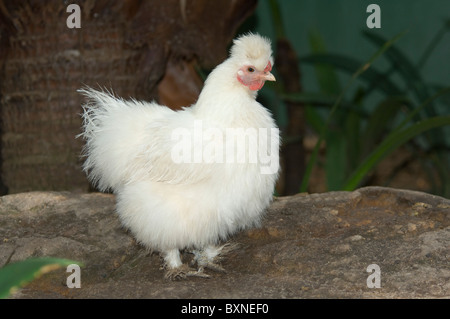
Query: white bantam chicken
[{"left": 79, "top": 33, "right": 280, "bottom": 279}]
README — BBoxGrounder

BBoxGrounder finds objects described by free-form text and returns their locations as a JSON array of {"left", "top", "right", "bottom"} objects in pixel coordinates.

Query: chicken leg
[
  {"left": 162, "top": 249, "right": 209, "bottom": 280},
  {"left": 191, "top": 242, "right": 239, "bottom": 273}
]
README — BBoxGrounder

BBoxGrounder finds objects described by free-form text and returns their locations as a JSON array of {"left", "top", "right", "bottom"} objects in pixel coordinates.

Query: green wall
[{"left": 248, "top": 0, "right": 449, "bottom": 92}]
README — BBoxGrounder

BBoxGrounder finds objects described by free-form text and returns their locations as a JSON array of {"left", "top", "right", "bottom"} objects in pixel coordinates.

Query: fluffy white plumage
[{"left": 79, "top": 33, "right": 280, "bottom": 279}]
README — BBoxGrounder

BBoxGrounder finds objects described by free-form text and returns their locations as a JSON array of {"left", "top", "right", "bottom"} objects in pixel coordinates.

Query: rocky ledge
[{"left": 0, "top": 186, "right": 448, "bottom": 298}]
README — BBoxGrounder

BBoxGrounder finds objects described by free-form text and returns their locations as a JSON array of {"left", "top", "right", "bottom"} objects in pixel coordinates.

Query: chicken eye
[{"left": 247, "top": 67, "right": 255, "bottom": 73}]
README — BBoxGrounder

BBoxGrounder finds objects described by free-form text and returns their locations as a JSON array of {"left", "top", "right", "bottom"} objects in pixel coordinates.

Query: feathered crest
[{"left": 229, "top": 33, "right": 274, "bottom": 70}]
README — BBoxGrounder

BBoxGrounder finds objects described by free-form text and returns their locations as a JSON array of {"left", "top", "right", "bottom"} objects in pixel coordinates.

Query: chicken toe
[
  {"left": 192, "top": 242, "right": 239, "bottom": 273},
  {"left": 163, "top": 249, "right": 210, "bottom": 280},
  {"left": 164, "top": 263, "right": 210, "bottom": 280}
]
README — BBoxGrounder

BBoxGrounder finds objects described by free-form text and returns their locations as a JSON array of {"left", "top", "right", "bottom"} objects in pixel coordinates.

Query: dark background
[{"left": 0, "top": 0, "right": 449, "bottom": 197}]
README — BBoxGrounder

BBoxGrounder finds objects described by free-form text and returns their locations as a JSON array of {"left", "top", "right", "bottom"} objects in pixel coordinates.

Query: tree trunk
[{"left": 0, "top": 0, "right": 256, "bottom": 193}]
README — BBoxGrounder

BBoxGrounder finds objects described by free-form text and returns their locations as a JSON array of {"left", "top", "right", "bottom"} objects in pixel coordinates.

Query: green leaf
[
  {"left": 300, "top": 53, "right": 402, "bottom": 96},
  {"left": 308, "top": 29, "right": 342, "bottom": 95},
  {"left": 397, "top": 86, "right": 450, "bottom": 131},
  {"left": 300, "top": 32, "right": 406, "bottom": 192},
  {"left": 343, "top": 116, "right": 450, "bottom": 191},
  {"left": 417, "top": 20, "right": 450, "bottom": 70},
  {"left": 344, "top": 107, "right": 361, "bottom": 169},
  {"left": 268, "top": 0, "right": 286, "bottom": 39},
  {"left": 360, "top": 96, "right": 407, "bottom": 158},
  {"left": 305, "top": 105, "right": 326, "bottom": 134},
  {"left": 281, "top": 92, "right": 368, "bottom": 119},
  {"left": 281, "top": 91, "right": 337, "bottom": 105},
  {"left": 0, "top": 257, "right": 81, "bottom": 299},
  {"left": 363, "top": 31, "right": 435, "bottom": 115},
  {"left": 325, "top": 129, "right": 347, "bottom": 190},
  {"left": 429, "top": 84, "right": 450, "bottom": 105}
]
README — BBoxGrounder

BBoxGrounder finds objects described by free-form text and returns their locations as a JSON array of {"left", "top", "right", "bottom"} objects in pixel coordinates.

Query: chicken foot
[
  {"left": 162, "top": 249, "right": 209, "bottom": 280},
  {"left": 162, "top": 243, "right": 238, "bottom": 279},
  {"left": 191, "top": 242, "right": 239, "bottom": 274}
]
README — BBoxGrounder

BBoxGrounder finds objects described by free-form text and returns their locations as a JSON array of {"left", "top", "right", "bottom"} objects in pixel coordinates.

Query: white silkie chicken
[{"left": 79, "top": 33, "right": 280, "bottom": 279}]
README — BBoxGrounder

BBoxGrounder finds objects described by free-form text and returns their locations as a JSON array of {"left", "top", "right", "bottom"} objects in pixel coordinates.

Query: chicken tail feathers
[{"left": 78, "top": 87, "right": 153, "bottom": 192}]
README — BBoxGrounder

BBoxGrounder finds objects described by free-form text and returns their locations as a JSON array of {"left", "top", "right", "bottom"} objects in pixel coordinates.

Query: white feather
[{"left": 79, "top": 33, "right": 280, "bottom": 266}]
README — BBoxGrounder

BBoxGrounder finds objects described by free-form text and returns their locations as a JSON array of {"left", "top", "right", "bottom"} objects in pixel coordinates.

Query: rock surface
[{"left": 0, "top": 186, "right": 448, "bottom": 298}]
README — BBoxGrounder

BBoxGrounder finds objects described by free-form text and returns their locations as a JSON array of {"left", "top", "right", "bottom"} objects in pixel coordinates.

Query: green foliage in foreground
[{"left": 0, "top": 257, "right": 80, "bottom": 299}]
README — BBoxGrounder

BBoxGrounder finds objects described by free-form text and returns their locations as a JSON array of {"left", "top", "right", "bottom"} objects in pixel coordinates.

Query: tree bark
[{"left": 0, "top": 0, "right": 256, "bottom": 193}]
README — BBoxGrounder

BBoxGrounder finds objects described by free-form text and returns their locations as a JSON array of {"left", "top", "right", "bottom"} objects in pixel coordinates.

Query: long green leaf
[
  {"left": 307, "top": 28, "right": 343, "bottom": 191},
  {"left": 268, "top": 0, "right": 286, "bottom": 39},
  {"left": 325, "top": 129, "right": 347, "bottom": 190},
  {"left": 363, "top": 31, "right": 435, "bottom": 116},
  {"left": 300, "top": 32, "right": 406, "bottom": 192},
  {"left": 281, "top": 91, "right": 370, "bottom": 118},
  {"left": 345, "top": 104, "right": 361, "bottom": 170},
  {"left": 308, "top": 29, "right": 342, "bottom": 95},
  {"left": 397, "top": 86, "right": 450, "bottom": 131},
  {"left": 343, "top": 116, "right": 450, "bottom": 191},
  {"left": 417, "top": 19, "right": 450, "bottom": 70},
  {"left": 300, "top": 53, "right": 402, "bottom": 96},
  {"left": 305, "top": 105, "right": 326, "bottom": 133},
  {"left": 0, "top": 257, "right": 81, "bottom": 299},
  {"left": 430, "top": 84, "right": 450, "bottom": 105},
  {"left": 281, "top": 91, "right": 337, "bottom": 105},
  {"left": 360, "top": 96, "right": 408, "bottom": 158}
]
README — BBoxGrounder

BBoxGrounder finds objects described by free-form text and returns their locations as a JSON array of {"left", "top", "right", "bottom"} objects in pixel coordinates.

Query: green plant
[
  {"left": 0, "top": 257, "right": 80, "bottom": 299},
  {"left": 273, "top": 22, "right": 450, "bottom": 197}
]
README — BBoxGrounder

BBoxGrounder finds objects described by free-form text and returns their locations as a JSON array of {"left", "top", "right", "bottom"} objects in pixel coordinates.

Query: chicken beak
[{"left": 263, "top": 72, "right": 276, "bottom": 82}]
